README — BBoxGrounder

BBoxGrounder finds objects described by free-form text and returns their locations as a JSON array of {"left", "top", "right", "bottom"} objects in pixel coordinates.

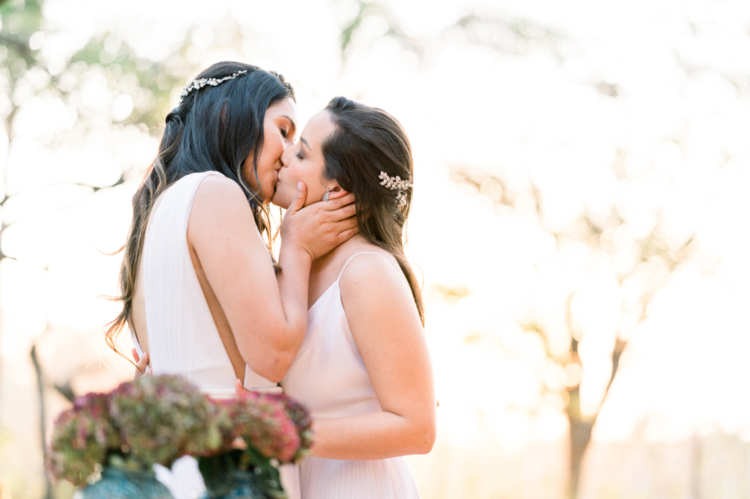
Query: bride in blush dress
[
  {"left": 265, "top": 96, "right": 437, "bottom": 498},
  {"left": 108, "top": 62, "right": 358, "bottom": 499}
]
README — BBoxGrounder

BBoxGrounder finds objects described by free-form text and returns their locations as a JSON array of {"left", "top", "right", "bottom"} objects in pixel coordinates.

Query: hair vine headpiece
[
  {"left": 378, "top": 171, "right": 413, "bottom": 210},
  {"left": 179, "top": 70, "right": 248, "bottom": 103}
]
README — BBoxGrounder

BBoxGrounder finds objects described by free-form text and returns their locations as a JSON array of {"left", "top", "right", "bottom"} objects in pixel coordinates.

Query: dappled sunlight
[{"left": 1, "top": 0, "right": 750, "bottom": 497}]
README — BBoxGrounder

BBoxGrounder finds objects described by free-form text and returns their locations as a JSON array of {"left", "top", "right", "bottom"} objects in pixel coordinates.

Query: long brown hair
[
  {"left": 322, "top": 97, "right": 425, "bottom": 324},
  {"left": 106, "top": 62, "right": 295, "bottom": 356}
]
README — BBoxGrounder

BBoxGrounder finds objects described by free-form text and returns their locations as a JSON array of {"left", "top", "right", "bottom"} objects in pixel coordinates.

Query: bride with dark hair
[
  {"left": 265, "top": 96, "right": 436, "bottom": 498},
  {"left": 110, "top": 62, "right": 358, "bottom": 497}
]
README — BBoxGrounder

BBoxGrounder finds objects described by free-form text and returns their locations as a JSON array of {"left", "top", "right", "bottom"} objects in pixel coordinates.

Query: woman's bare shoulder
[
  {"left": 194, "top": 174, "right": 246, "bottom": 205},
  {"left": 337, "top": 240, "right": 402, "bottom": 292},
  {"left": 189, "top": 174, "right": 259, "bottom": 243}
]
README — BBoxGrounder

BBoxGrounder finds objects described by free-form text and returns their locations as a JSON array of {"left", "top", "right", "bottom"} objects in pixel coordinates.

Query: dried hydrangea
[
  {"left": 46, "top": 392, "right": 119, "bottom": 487},
  {"left": 108, "top": 375, "right": 222, "bottom": 467},
  {"left": 214, "top": 392, "right": 301, "bottom": 464},
  {"left": 267, "top": 393, "right": 314, "bottom": 463}
]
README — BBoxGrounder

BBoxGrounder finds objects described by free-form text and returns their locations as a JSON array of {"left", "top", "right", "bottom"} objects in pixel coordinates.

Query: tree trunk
[
  {"left": 30, "top": 345, "right": 53, "bottom": 499},
  {"left": 691, "top": 432, "right": 702, "bottom": 499},
  {"left": 567, "top": 386, "right": 594, "bottom": 499},
  {"left": 567, "top": 338, "right": 627, "bottom": 498}
]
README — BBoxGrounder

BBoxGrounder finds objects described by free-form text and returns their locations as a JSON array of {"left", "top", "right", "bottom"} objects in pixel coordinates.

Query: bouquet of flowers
[
  {"left": 46, "top": 374, "right": 313, "bottom": 498},
  {"left": 46, "top": 392, "right": 120, "bottom": 487},
  {"left": 197, "top": 391, "right": 314, "bottom": 498},
  {"left": 265, "top": 393, "right": 314, "bottom": 464},
  {"left": 46, "top": 375, "right": 222, "bottom": 487},
  {"left": 109, "top": 375, "right": 222, "bottom": 466}
]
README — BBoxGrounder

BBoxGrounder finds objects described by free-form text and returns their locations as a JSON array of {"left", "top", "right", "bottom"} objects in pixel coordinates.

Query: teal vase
[
  {"left": 76, "top": 467, "right": 173, "bottom": 499},
  {"left": 200, "top": 470, "right": 266, "bottom": 499},
  {"left": 198, "top": 450, "right": 282, "bottom": 499}
]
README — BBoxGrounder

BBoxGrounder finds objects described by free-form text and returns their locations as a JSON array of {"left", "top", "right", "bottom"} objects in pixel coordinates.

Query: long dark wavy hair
[
  {"left": 106, "top": 62, "right": 295, "bottom": 355},
  {"left": 322, "top": 97, "right": 424, "bottom": 324}
]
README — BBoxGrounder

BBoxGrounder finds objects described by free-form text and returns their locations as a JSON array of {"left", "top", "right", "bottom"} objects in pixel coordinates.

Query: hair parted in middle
[{"left": 322, "top": 96, "right": 424, "bottom": 324}]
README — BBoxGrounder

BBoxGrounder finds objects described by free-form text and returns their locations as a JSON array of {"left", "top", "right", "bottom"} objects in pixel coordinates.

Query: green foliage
[
  {"left": 0, "top": 0, "right": 43, "bottom": 65},
  {"left": 0, "top": 0, "right": 198, "bottom": 135},
  {"left": 340, "top": 1, "right": 376, "bottom": 54},
  {"left": 198, "top": 448, "right": 285, "bottom": 499}
]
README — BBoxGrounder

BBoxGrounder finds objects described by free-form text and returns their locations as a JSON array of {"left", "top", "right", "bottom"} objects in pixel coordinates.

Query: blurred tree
[
  {"left": 337, "top": 2, "right": 703, "bottom": 497},
  {"left": 451, "top": 163, "right": 695, "bottom": 498},
  {"left": 0, "top": 0, "right": 199, "bottom": 494}
]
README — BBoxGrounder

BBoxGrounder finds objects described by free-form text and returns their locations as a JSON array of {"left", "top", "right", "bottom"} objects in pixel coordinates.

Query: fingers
[
  {"left": 336, "top": 226, "right": 360, "bottom": 244},
  {"left": 235, "top": 378, "right": 252, "bottom": 397},
  {"left": 287, "top": 182, "right": 307, "bottom": 214},
  {"left": 135, "top": 351, "right": 149, "bottom": 374},
  {"left": 323, "top": 192, "right": 356, "bottom": 210},
  {"left": 336, "top": 216, "right": 358, "bottom": 233},
  {"left": 132, "top": 348, "right": 140, "bottom": 363},
  {"left": 329, "top": 202, "right": 357, "bottom": 222}
]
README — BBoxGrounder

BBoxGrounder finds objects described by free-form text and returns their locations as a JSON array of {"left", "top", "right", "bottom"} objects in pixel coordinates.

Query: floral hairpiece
[
  {"left": 378, "top": 171, "right": 413, "bottom": 210},
  {"left": 179, "top": 70, "right": 248, "bottom": 103}
]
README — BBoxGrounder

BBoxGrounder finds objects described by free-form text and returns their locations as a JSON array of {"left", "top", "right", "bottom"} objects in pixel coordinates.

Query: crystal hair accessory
[
  {"left": 378, "top": 171, "right": 413, "bottom": 209},
  {"left": 179, "top": 70, "right": 248, "bottom": 103}
]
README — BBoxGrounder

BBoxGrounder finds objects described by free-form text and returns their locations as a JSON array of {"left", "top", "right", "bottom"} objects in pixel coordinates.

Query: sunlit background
[{"left": 1, "top": 0, "right": 750, "bottom": 497}]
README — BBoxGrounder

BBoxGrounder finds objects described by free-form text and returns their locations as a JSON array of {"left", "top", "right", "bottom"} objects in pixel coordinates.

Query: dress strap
[{"left": 336, "top": 251, "right": 398, "bottom": 282}]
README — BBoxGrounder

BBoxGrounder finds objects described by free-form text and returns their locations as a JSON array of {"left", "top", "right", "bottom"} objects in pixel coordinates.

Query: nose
[{"left": 280, "top": 143, "right": 292, "bottom": 167}]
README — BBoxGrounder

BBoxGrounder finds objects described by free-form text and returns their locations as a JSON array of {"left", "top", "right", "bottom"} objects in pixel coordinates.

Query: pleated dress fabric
[
  {"left": 131, "top": 171, "right": 293, "bottom": 499},
  {"left": 282, "top": 252, "right": 422, "bottom": 499}
]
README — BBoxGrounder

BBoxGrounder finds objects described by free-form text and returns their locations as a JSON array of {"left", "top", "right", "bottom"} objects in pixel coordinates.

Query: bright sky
[{"left": 2, "top": 0, "right": 750, "bottom": 492}]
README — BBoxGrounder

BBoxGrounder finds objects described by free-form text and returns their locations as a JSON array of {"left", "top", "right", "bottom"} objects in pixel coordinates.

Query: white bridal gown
[
  {"left": 131, "top": 172, "right": 297, "bottom": 499},
  {"left": 283, "top": 252, "right": 422, "bottom": 499}
]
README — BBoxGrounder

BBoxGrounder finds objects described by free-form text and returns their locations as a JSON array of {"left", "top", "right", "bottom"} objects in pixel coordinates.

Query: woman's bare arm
[
  {"left": 188, "top": 176, "right": 357, "bottom": 382},
  {"left": 309, "top": 254, "right": 436, "bottom": 459}
]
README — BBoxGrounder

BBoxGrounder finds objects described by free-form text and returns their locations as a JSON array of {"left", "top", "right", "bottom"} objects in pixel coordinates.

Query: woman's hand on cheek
[{"left": 281, "top": 182, "right": 359, "bottom": 260}]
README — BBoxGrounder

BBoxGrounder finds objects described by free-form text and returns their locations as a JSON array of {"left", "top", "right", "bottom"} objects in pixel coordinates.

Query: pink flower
[{"left": 211, "top": 392, "right": 303, "bottom": 463}]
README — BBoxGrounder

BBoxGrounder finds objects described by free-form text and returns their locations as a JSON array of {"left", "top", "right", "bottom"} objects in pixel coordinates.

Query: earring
[{"left": 322, "top": 189, "right": 330, "bottom": 202}]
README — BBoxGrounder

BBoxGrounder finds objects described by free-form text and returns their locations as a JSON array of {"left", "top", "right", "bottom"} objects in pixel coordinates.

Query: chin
[{"left": 271, "top": 191, "right": 291, "bottom": 209}]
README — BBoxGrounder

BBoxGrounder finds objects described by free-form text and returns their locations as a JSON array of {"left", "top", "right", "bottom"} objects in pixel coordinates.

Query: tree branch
[
  {"left": 30, "top": 344, "right": 53, "bottom": 499},
  {"left": 0, "top": 34, "right": 32, "bottom": 60},
  {"left": 601, "top": 337, "right": 628, "bottom": 403}
]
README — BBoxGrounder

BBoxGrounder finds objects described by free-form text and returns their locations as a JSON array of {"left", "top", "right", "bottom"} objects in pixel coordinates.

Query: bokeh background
[{"left": 1, "top": 0, "right": 750, "bottom": 497}]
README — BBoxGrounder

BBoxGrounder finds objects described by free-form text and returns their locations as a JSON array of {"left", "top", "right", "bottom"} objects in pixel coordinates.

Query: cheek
[
  {"left": 242, "top": 156, "right": 258, "bottom": 188},
  {"left": 286, "top": 164, "right": 303, "bottom": 183},
  {"left": 259, "top": 138, "right": 283, "bottom": 174},
  {"left": 272, "top": 176, "right": 294, "bottom": 209}
]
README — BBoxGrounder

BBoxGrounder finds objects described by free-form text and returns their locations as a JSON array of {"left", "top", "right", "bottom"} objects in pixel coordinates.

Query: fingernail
[{"left": 297, "top": 182, "right": 303, "bottom": 191}]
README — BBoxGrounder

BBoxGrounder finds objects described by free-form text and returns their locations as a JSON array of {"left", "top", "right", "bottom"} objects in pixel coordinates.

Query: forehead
[
  {"left": 301, "top": 109, "right": 336, "bottom": 147},
  {"left": 266, "top": 97, "right": 297, "bottom": 120}
]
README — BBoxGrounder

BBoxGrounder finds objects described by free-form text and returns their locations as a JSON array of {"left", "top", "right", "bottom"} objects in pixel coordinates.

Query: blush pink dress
[{"left": 282, "top": 252, "right": 422, "bottom": 499}]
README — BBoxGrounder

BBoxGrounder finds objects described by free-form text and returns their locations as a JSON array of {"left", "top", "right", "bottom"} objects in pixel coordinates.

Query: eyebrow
[{"left": 300, "top": 137, "right": 311, "bottom": 151}]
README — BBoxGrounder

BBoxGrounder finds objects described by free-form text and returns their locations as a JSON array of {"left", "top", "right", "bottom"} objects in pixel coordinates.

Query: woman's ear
[{"left": 327, "top": 183, "right": 348, "bottom": 200}]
